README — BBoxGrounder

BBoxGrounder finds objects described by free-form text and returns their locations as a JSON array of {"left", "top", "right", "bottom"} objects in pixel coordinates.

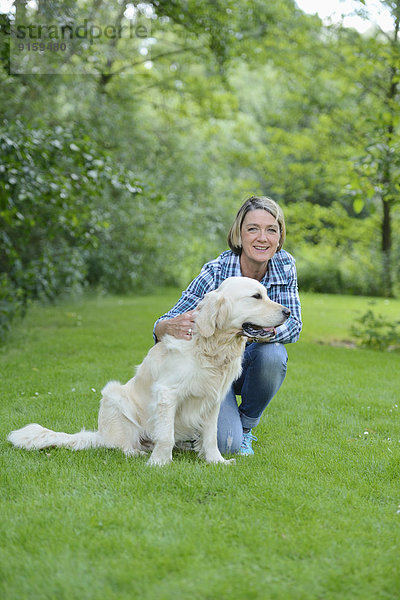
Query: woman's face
[{"left": 240, "top": 209, "right": 280, "bottom": 266}]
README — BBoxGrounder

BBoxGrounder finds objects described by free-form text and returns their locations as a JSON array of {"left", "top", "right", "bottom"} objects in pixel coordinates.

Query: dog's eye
[{"left": 252, "top": 293, "right": 262, "bottom": 299}]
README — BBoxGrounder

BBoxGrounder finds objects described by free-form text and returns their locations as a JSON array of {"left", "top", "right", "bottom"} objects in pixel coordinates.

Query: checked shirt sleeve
[
  {"left": 153, "top": 263, "right": 217, "bottom": 341},
  {"left": 272, "top": 263, "right": 302, "bottom": 344}
]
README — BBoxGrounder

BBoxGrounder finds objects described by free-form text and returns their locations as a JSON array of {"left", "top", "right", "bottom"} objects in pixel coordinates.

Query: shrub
[
  {"left": 284, "top": 202, "right": 397, "bottom": 297},
  {"left": 296, "top": 251, "right": 343, "bottom": 294},
  {"left": 0, "top": 119, "right": 145, "bottom": 337},
  {"left": 351, "top": 309, "right": 400, "bottom": 351},
  {"left": 0, "top": 274, "right": 24, "bottom": 343}
]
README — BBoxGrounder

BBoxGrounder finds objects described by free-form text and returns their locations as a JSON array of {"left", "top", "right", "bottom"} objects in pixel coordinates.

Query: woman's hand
[{"left": 155, "top": 311, "right": 197, "bottom": 341}]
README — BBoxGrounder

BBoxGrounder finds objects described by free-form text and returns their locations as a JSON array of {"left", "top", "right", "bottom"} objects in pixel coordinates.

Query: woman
[{"left": 154, "top": 196, "right": 302, "bottom": 455}]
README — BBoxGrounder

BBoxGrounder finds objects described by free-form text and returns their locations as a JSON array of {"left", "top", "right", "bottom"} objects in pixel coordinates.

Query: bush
[
  {"left": 284, "top": 202, "right": 397, "bottom": 297},
  {"left": 0, "top": 274, "right": 24, "bottom": 343},
  {"left": 84, "top": 187, "right": 172, "bottom": 294},
  {"left": 294, "top": 244, "right": 386, "bottom": 297},
  {"left": 351, "top": 309, "right": 400, "bottom": 351},
  {"left": 297, "top": 254, "right": 343, "bottom": 294},
  {"left": 0, "top": 119, "right": 145, "bottom": 337}
]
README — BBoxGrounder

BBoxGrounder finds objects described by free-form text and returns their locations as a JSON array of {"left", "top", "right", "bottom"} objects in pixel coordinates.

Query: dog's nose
[{"left": 282, "top": 308, "right": 291, "bottom": 318}]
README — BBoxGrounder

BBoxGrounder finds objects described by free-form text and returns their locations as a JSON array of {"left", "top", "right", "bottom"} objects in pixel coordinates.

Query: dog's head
[{"left": 195, "top": 276, "right": 290, "bottom": 339}]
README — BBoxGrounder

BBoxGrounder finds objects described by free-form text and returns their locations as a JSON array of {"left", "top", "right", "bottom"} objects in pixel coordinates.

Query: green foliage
[
  {"left": 85, "top": 186, "right": 171, "bottom": 294},
  {"left": 295, "top": 245, "right": 385, "bottom": 297},
  {"left": 283, "top": 202, "right": 385, "bottom": 296},
  {"left": 1, "top": 0, "right": 400, "bottom": 340},
  {"left": 0, "top": 118, "right": 150, "bottom": 334},
  {"left": 351, "top": 308, "right": 400, "bottom": 351},
  {"left": 295, "top": 247, "right": 343, "bottom": 295},
  {"left": 0, "top": 273, "right": 24, "bottom": 343},
  {"left": 1, "top": 119, "right": 104, "bottom": 297}
]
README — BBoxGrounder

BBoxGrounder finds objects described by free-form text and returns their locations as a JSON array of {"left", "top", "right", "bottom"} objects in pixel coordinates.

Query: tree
[
  {"left": 332, "top": 0, "right": 400, "bottom": 296},
  {"left": 1, "top": 0, "right": 399, "bottom": 330}
]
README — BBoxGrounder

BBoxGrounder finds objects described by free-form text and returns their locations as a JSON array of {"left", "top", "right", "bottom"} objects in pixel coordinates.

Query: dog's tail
[{"left": 7, "top": 423, "right": 103, "bottom": 451}]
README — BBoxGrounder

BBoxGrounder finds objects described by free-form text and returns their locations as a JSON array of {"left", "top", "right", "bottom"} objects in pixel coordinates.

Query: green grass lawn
[{"left": 1, "top": 290, "right": 399, "bottom": 600}]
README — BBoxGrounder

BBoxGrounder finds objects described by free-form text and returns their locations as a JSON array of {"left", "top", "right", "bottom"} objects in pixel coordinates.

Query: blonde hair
[{"left": 227, "top": 196, "right": 286, "bottom": 255}]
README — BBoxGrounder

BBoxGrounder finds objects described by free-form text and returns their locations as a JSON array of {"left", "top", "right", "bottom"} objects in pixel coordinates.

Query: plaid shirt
[{"left": 154, "top": 249, "right": 302, "bottom": 344}]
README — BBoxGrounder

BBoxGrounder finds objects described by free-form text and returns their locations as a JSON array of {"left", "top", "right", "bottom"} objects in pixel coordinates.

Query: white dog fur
[{"left": 8, "top": 277, "right": 289, "bottom": 465}]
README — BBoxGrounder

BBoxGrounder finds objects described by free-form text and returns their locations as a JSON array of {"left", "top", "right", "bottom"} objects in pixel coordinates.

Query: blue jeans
[{"left": 217, "top": 342, "right": 288, "bottom": 454}]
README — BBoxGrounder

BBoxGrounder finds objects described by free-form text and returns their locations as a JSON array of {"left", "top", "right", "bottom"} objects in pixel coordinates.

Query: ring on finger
[{"left": 188, "top": 328, "right": 192, "bottom": 336}]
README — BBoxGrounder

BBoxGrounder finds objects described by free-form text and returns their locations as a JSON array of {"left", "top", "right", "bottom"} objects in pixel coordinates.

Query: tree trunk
[
  {"left": 381, "top": 198, "right": 392, "bottom": 297},
  {"left": 379, "top": 8, "right": 400, "bottom": 297}
]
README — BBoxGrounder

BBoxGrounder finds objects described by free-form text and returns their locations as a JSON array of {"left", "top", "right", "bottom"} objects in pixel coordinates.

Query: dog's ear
[{"left": 195, "top": 291, "right": 232, "bottom": 338}]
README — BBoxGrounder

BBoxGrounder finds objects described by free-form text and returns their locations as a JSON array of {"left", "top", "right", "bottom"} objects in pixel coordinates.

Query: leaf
[{"left": 353, "top": 198, "right": 364, "bottom": 214}]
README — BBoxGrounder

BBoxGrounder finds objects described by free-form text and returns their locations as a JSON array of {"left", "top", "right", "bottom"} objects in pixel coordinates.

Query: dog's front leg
[
  {"left": 200, "top": 403, "right": 235, "bottom": 465},
  {"left": 148, "top": 389, "right": 177, "bottom": 466}
]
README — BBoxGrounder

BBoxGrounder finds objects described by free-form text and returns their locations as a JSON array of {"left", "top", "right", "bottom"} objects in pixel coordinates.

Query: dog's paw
[
  {"left": 124, "top": 448, "right": 146, "bottom": 458},
  {"left": 205, "top": 454, "right": 236, "bottom": 465},
  {"left": 147, "top": 453, "right": 172, "bottom": 466}
]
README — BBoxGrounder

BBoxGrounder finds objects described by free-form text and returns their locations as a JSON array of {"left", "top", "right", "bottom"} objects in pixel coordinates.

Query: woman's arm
[
  {"left": 273, "top": 269, "right": 302, "bottom": 344},
  {"left": 153, "top": 264, "right": 216, "bottom": 342}
]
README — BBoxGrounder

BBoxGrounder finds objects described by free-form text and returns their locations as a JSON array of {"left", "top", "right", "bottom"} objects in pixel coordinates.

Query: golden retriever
[{"left": 8, "top": 277, "right": 290, "bottom": 465}]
